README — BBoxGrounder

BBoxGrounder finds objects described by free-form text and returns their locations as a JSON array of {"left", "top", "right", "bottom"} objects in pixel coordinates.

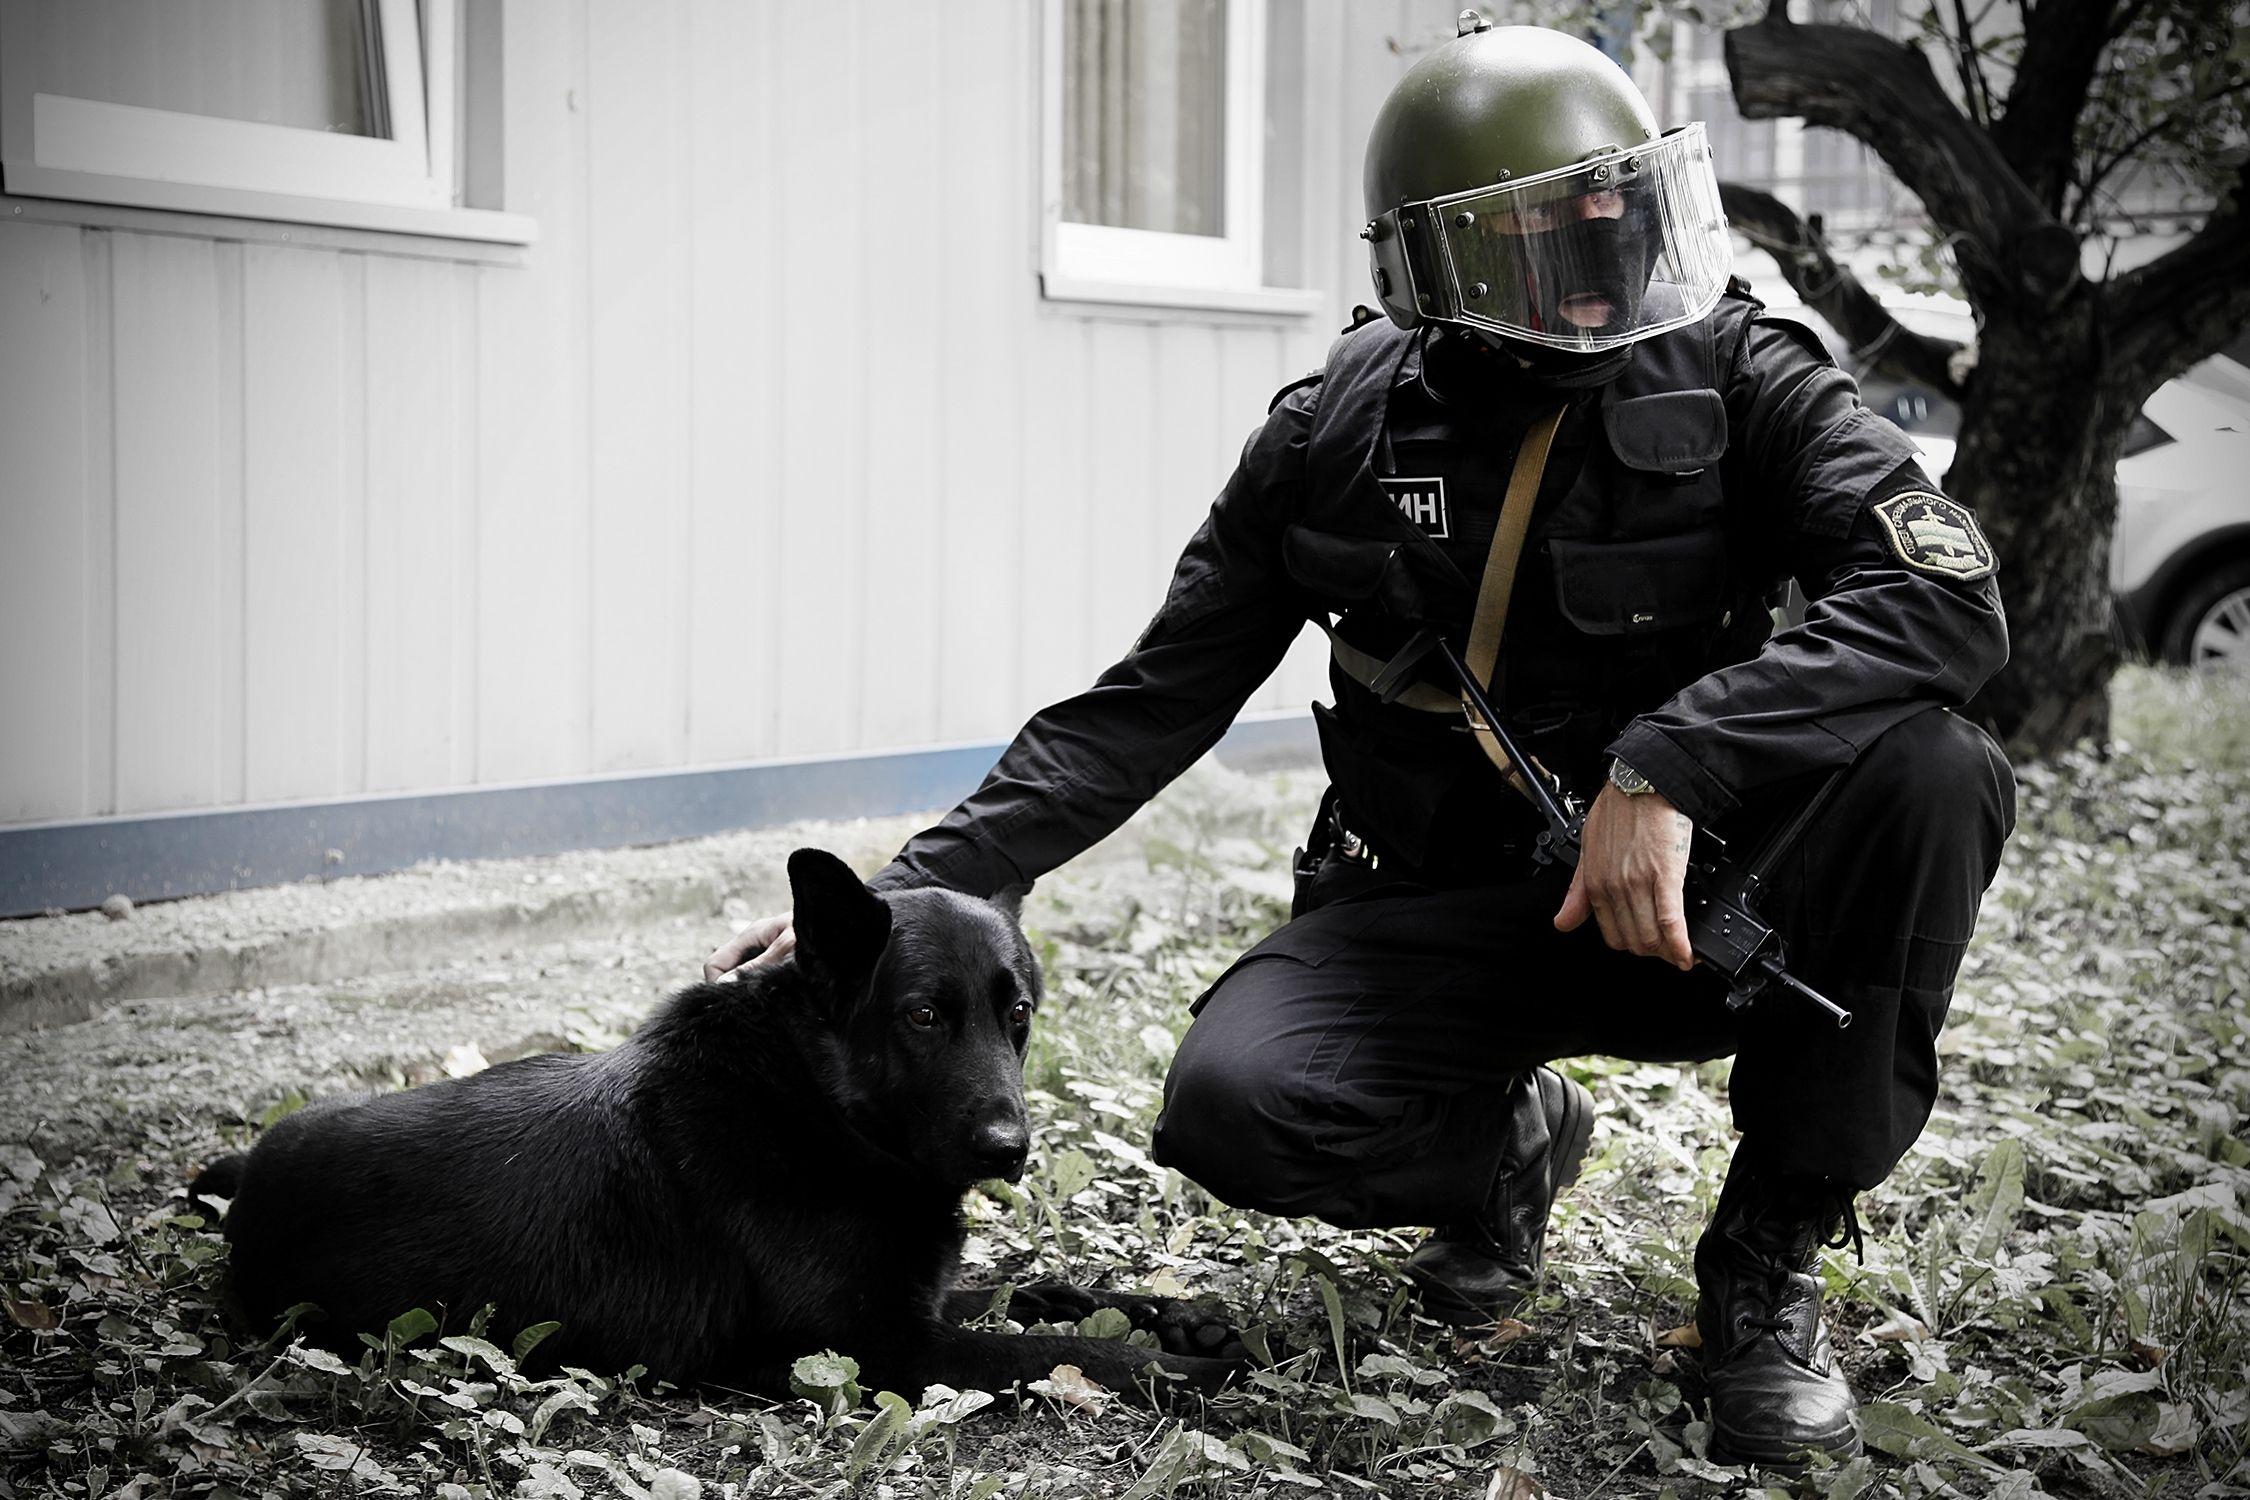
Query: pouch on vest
[
  {"left": 1282, "top": 524, "right": 1451, "bottom": 622},
  {"left": 1548, "top": 531, "right": 1731, "bottom": 636},
  {"left": 1599, "top": 390, "right": 1730, "bottom": 536},
  {"left": 1603, "top": 390, "right": 1728, "bottom": 473}
]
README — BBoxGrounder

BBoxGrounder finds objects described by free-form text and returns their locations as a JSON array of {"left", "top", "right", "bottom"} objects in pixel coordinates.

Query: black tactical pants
[{"left": 1150, "top": 707, "right": 2015, "bottom": 1225}]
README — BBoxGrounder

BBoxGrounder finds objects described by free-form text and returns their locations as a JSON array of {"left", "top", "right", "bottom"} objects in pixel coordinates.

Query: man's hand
[
  {"left": 703, "top": 911, "right": 796, "bottom": 982},
  {"left": 1553, "top": 785, "right": 1695, "bottom": 970}
]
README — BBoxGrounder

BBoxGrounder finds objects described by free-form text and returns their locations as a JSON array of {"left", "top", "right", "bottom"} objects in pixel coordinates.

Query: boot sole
[{"left": 1707, "top": 1418, "right": 1863, "bottom": 1469}]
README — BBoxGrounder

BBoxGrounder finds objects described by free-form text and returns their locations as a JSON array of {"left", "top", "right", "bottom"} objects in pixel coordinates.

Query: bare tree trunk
[{"left": 1946, "top": 303, "right": 2125, "bottom": 753}]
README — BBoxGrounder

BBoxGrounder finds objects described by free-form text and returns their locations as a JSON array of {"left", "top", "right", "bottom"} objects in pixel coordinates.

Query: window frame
[
  {"left": 1038, "top": 0, "right": 1315, "bottom": 316},
  {"left": 0, "top": 0, "right": 534, "bottom": 245}
]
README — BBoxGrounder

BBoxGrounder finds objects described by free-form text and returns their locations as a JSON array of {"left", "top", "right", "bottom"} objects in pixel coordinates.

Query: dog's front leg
[{"left": 864, "top": 1321, "right": 1237, "bottom": 1408}]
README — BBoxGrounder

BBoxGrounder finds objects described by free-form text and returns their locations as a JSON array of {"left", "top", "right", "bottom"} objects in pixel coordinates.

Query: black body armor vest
[{"left": 1280, "top": 299, "right": 1783, "bottom": 873}]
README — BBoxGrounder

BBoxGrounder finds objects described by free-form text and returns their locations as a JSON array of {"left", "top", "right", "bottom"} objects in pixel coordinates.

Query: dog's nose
[{"left": 970, "top": 1119, "right": 1030, "bottom": 1181}]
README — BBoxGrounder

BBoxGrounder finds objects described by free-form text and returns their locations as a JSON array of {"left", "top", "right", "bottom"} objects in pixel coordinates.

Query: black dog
[{"left": 195, "top": 849, "right": 1238, "bottom": 1400}]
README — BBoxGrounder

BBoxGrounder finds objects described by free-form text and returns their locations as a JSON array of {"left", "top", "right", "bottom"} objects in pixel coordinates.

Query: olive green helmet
[{"left": 1361, "top": 15, "right": 1730, "bottom": 352}]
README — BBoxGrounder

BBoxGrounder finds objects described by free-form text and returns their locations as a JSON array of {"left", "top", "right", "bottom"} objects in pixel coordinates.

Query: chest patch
[
  {"left": 1870, "top": 491, "right": 1995, "bottom": 581},
  {"left": 1380, "top": 475, "right": 1450, "bottom": 539}
]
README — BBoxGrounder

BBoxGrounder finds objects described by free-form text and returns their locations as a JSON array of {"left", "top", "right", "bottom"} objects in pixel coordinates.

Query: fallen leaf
[
  {"left": 2139, "top": 1401, "right": 2198, "bottom": 1458},
  {"left": 1454, "top": 1317, "right": 1535, "bottom": 1358},
  {"left": 1654, "top": 1322, "right": 1703, "bottom": 1350},
  {"left": 3, "top": 1300, "right": 59, "bottom": 1332},
  {"left": 1485, "top": 1464, "right": 1547, "bottom": 1500},
  {"left": 1867, "top": 1307, "right": 1931, "bottom": 1343},
  {"left": 295, "top": 1432, "right": 401, "bottom": 1490},
  {"left": 2129, "top": 1339, "right": 2167, "bottom": 1368},
  {"left": 441, "top": 1043, "right": 489, "bottom": 1079},
  {"left": 1030, "top": 1363, "right": 1110, "bottom": 1414}
]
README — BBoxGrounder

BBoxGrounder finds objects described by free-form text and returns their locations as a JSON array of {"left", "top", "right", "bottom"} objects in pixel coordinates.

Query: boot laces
[
  {"left": 1823, "top": 1191, "right": 1866, "bottom": 1264},
  {"left": 1732, "top": 1188, "right": 1860, "bottom": 1345}
]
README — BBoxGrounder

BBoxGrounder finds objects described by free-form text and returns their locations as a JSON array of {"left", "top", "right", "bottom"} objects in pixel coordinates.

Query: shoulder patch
[{"left": 1870, "top": 491, "right": 1995, "bottom": 581}]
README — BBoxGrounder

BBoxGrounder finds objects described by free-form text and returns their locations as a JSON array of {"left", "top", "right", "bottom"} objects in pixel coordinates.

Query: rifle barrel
[{"left": 1758, "top": 957, "right": 1853, "bottom": 1029}]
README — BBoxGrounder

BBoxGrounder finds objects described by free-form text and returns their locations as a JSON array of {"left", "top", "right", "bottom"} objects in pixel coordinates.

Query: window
[
  {"left": 1039, "top": 0, "right": 1312, "bottom": 313},
  {"left": 0, "top": 0, "right": 532, "bottom": 244},
  {"left": 1650, "top": 13, "right": 1915, "bottom": 238}
]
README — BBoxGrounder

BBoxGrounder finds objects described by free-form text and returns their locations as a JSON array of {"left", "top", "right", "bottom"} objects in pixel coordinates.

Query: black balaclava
[
  {"left": 1524, "top": 194, "right": 1663, "bottom": 341},
  {"left": 1467, "top": 187, "right": 1662, "bottom": 391}
]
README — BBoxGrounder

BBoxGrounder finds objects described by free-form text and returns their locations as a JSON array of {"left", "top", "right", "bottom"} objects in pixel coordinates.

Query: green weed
[{"left": 3, "top": 672, "right": 2244, "bottom": 1496}]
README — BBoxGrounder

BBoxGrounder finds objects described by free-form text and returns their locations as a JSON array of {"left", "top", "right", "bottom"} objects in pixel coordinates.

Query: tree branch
[
  {"left": 1720, "top": 181, "right": 1969, "bottom": 397},
  {"left": 1988, "top": 0, "right": 2115, "bottom": 213},
  {"left": 1944, "top": 0, "right": 1995, "bottom": 127},
  {"left": 2107, "top": 158, "right": 2250, "bottom": 395},
  {"left": 1724, "top": 9, "right": 2081, "bottom": 311},
  {"left": 2074, "top": 79, "right": 2250, "bottom": 226}
]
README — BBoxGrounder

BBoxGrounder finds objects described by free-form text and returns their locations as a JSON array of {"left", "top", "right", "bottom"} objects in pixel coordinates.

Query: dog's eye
[
  {"left": 906, "top": 1005, "right": 939, "bottom": 1029},
  {"left": 1010, "top": 999, "right": 1033, "bottom": 1026}
]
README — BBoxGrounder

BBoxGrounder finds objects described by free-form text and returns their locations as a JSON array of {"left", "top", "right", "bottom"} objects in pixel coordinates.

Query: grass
[{"left": 2, "top": 665, "right": 2245, "bottom": 1499}]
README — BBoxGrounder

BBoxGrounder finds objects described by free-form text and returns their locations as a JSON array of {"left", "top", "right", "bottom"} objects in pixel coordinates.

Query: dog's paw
[
  {"left": 968, "top": 1281, "right": 1249, "bottom": 1363},
  {"left": 1138, "top": 1350, "right": 1248, "bottom": 1403},
  {"left": 999, "top": 1281, "right": 1104, "bottom": 1326},
  {"left": 1139, "top": 1298, "right": 1249, "bottom": 1363}
]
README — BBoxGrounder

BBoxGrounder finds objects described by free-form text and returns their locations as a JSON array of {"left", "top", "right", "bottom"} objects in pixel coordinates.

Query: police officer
[{"left": 708, "top": 18, "right": 2016, "bottom": 1466}]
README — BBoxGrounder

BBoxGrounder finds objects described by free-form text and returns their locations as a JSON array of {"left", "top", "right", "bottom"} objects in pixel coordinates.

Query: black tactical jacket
[{"left": 872, "top": 285, "right": 2008, "bottom": 896}]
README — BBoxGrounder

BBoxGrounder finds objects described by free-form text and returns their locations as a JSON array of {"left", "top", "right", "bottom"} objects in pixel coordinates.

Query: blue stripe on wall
[{"left": 0, "top": 712, "right": 1318, "bottom": 918}]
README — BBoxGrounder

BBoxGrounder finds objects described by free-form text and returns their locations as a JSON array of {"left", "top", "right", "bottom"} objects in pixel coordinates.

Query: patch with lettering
[
  {"left": 1380, "top": 475, "right": 1450, "bottom": 539},
  {"left": 1869, "top": 491, "right": 1995, "bottom": 581}
]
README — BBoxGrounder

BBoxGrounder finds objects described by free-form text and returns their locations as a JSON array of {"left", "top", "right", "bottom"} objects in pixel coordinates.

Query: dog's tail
[{"left": 187, "top": 1153, "right": 247, "bottom": 1222}]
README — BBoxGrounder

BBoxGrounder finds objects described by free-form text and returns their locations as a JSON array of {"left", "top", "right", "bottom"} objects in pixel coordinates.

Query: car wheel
[{"left": 2159, "top": 557, "right": 2250, "bottom": 669}]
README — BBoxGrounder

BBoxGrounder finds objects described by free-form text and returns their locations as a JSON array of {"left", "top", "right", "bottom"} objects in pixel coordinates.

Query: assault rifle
[{"left": 1369, "top": 628, "right": 1853, "bottom": 1029}]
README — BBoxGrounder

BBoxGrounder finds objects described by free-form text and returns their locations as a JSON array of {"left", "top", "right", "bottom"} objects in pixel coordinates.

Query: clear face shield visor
[{"left": 1366, "top": 125, "right": 1731, "bottom": 352}]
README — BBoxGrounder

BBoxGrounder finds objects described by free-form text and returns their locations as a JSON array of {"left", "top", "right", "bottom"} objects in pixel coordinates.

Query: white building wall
[{"left": 0, "top": 0, "right": 1474, "bottom": 830}]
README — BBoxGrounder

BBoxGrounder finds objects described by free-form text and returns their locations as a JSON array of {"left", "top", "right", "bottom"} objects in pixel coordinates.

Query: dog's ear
[
  {"left": 987, "top": 882, "right": 1032, "bottom": 922},
  {"left": 787, "top": 848, "right": 892, "bottom": 992}
]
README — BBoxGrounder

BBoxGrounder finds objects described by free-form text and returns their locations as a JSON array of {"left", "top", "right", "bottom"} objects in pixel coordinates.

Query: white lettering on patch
[{"left": 1379, "top": 476, "right": 1450, "bottom": 539}]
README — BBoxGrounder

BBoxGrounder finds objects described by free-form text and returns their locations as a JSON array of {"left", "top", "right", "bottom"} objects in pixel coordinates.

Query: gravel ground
[
  {"left": 0, "top": 814, "right": 928, "bottom": 1031},
  {"left": 0, "top": 763, "right": 1323, "bottom": 1163},
  {"left": 3, "top": 679, "right": 2242, "bottom": 1497}
]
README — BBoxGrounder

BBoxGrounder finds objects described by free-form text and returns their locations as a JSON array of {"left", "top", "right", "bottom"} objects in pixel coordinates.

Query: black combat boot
[
  {"left": 1404, "top": 1067, "right": 1594, "bottom": 1324},
  {"left": 1694, "top": 1158, "right": 1863, "bottom": 1466}
]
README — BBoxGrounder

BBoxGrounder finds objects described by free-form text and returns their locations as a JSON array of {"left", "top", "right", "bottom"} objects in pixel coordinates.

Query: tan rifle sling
[{"left": 1461, "top": 405, "right": 1567, "bottom": 792}]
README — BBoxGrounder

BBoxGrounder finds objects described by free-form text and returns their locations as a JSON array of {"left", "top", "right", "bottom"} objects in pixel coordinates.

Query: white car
[{"left": 1764, "top": 290, "right": 2250, "bottom": 669}]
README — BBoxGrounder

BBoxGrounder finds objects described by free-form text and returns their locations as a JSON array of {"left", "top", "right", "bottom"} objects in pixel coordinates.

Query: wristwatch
[{"left": 1608, "top": 757, "right": 1657, "bottom": 796}]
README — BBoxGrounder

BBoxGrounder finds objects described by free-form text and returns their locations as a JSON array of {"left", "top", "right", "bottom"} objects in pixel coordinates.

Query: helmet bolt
[
  {"left": 1456, "top": 9, "right": 1491, "bottom": 36},
  {"left": 1416, "top": 293, "right": 1434, "bottom": 312},
  {"left": 1467, "top": 281, "right": 1489, "bottom": 299},
  {"left": 1453, "top": 210, "right": 1475, "bottom": 228},
  {"left": 1358, "top": 223, "right": 1376, "bottom": 241},
  {"left": 1593, "top": 164, "right": 1611, "bottom": 183},
  {"left": 1626, "top": 155, "right": 1642, "bottom": 172}
]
